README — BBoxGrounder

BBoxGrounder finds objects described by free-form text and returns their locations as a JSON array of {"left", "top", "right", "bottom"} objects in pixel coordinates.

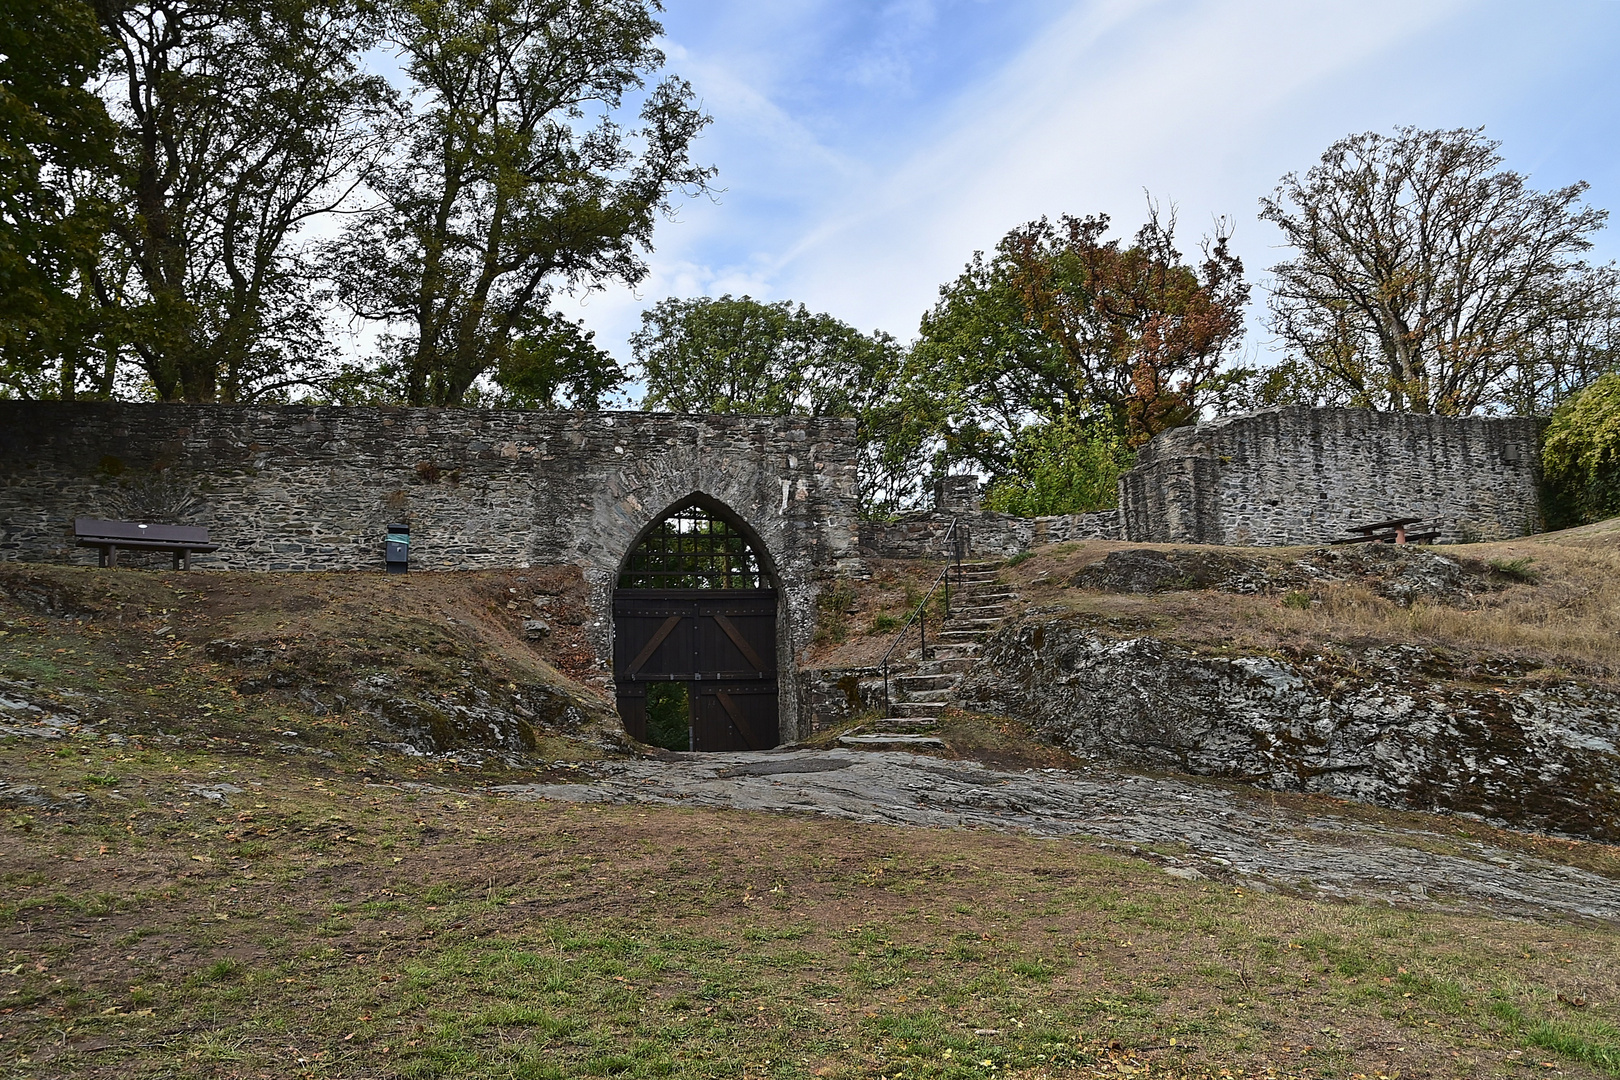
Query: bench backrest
[{"left": 74, "top": 517, "right": 211, "bottom": 544}]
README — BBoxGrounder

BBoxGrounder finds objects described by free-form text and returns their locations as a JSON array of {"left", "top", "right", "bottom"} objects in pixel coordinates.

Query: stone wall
[
  {"left": 1119, "top": 407, "right": 1545, "bottom": 546},
  {"left": 858, "top": 510, "right": 1123, "bottom": 561},
  {"left": 0, "top": 403, "right": 862, "bottom": 742}
]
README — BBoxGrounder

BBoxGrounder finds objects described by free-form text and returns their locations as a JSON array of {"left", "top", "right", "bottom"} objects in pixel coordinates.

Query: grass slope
[{"left": 0, "top": 556, "right": 1618, "bottom": 1078}]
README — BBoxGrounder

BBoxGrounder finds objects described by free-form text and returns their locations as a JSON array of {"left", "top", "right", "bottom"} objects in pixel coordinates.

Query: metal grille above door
[
  {"left": 618, "top": 505, "right": 763, "bottom": 589},
  {"left": 614, "top": 504, "right": 778, "bottom": 752}
]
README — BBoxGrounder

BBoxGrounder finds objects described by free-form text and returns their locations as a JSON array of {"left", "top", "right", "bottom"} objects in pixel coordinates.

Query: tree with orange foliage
[
  {"left": 906, "top": 206, "right": 1249, "bottom": 497},
  {"left": 999, "top": 209, "right": 1248, "bottom": 445}
]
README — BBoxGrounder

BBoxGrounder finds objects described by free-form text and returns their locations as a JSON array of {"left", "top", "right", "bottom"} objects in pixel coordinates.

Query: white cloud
[{"left": 565, "top": 0, "right": 1619, "bottom": 376}]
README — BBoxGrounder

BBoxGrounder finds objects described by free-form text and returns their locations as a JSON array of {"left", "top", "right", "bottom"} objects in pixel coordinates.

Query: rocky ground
[{"left": 488, "top": 747, "right": 1620, "bottom": 923}]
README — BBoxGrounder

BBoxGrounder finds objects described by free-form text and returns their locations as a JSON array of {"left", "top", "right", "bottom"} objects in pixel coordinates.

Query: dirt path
[{"left": 490, "top": 748, "right": 1620, "bottom": 921}]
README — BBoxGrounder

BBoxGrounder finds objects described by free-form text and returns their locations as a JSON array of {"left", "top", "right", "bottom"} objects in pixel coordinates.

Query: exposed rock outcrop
[
  {"left": 958, "top": 615, "right": 1620, "bottom": 839},
  {"left": 1068, "top": 544, "right": 1503, "bottom": 607}
]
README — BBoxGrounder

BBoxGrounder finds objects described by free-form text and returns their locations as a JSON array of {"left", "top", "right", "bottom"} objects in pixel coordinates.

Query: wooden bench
[
  {"left": 1330, "top": 516, "right": 1439, "bottom": 546},
  {"left": 75, "top": 517, "right": 218, "bottom": 570}
]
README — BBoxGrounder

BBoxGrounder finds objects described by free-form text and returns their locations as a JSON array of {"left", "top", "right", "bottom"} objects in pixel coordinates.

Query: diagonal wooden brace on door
[
  {"left": 715, "top": 691, "right": 765, "bottom": 751},
  {"left": 712, "top": 613, "right": 767, "bottom": 673},
  {"left": 626, "top": 614, "right": 683, "bottom": 676}
]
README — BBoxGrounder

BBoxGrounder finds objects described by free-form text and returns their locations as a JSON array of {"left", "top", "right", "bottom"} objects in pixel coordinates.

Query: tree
[
  {"left": 631, "top": 295, "right": 915, "bottom": 513},
  {"left": 327, "top": 0, "right": 712, "bottom": 407},
  {"left": 908, "top": 208, "right": 1247, "bottom": 491},
  {"left": 980, "top": 415, "right": 1132, "bottom": 517},
  {"left": 90, "top": 0, "right": 394, "bottom": 402},
  {"left": 1261, "top": 126, "right": 1611, "bottom": 415},
  {"left": 1542, "top": 371, "right": 1620, "bottom": 529},
  {"left": 0, "top": 0, "right": 116, "bottom": 399},
  {"left": 489, "top": 312, "right": 625, "bottom": 408}
]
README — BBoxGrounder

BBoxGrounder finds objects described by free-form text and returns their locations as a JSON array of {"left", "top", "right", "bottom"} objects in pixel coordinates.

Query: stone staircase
[{"left": 838, "top": 562, "right": 1017, "bottom": 750}]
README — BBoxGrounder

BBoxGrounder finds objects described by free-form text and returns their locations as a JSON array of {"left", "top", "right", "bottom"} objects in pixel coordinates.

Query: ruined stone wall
[
  {"left": 0, "top": 403, "right": 862, "bottom": 741},
  {"left": 1119, "top": 407, "right": 1545, "bottom": 546},
  {"left": 858, "top": 510, "right": 1123, "bottom": 561}
]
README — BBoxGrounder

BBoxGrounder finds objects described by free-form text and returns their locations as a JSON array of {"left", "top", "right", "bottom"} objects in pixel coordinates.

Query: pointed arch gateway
[{"left": 612, "top": 497, "right": 779, "bottom": 752}]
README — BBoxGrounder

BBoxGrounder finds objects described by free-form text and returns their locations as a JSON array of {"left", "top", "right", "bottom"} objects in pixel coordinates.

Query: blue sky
[{"left": 556, "top": 0, "right": 1620, "bottom": 374}]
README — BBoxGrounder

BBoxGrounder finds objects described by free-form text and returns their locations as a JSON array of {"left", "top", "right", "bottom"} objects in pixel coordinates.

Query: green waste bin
[{"left": 385, "top": 524, "right": 410, "bottom": 574}]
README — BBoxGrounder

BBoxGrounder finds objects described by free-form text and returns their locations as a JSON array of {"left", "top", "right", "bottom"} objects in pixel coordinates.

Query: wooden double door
[{"left": 612, "top": 588, "right": 779, "bottom": 751}]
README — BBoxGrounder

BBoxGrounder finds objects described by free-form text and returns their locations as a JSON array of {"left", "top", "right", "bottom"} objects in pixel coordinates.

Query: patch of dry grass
[
  {"left": 4, "top": 735, "right": 1620, "bottom": 1080},
  {"left": 1004, "top": 526, "right": 1620, "bottom": 685}
]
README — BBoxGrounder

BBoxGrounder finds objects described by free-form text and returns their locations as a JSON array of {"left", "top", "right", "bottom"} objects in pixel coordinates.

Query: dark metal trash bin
[{"left": 385, "top": 523, "right": 410, "bottom": 574}]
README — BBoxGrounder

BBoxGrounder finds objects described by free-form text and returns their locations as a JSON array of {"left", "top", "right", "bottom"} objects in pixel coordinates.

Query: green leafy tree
[
  {"left": 0, "top": 0, "right": 116, "bottom": 399},
  {"left": 489, "top": 312, "right": 625, "bottom": 408},
  {"left": 1261, "top": 126, "right": 1610, "bottom": 415},
  {"left": 1543, "top": 371, "right": 1620, "bottom": 529},
  {"left": 92, "top": 0, "right": 394, "bottom": 402},
  {"left": 980, "top": 415, "right": 1133, "bottom": 516},
  {"left": 632, "top": 294, "right": 916, "bottom": 513},
  {"left": 327, "top": 0, "right": 712, "bottom": 407}
]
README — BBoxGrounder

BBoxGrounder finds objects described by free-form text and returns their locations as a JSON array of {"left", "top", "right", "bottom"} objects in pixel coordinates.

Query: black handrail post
[{"left": 874, "top": 515, "right": 963, "bottom": 722}]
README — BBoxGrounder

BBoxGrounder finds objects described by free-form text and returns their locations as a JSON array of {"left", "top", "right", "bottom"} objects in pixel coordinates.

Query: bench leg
[{"left": 107, "top": 545, "right": 119, "bottom": 568}]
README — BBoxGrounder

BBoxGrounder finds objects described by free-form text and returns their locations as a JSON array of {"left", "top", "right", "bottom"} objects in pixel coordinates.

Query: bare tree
[
  {"left": 95, "top": 0, "right": 395, "bottom": 402},
  {"left": 1261, "top": 127, "right": 1610, "bottom": 415}
]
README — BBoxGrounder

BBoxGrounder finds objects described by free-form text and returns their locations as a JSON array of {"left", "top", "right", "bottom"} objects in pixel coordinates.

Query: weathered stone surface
[
  {"left": 485, "top": 748, "right": 1620, "bottom": 920},
  {"left": 1119, "top": 407, "right": 1544, "bottom": 546},
  {"left": 1068, "top": 548, "right": 1282, "bottom": 594},
  {"left": 799, "top": 665, "right": 886, "bottom": 730},
  {"left": 860, "top": 509, "right": 1122, "bottom": 560},
  {"left": 0, "top": 403, "right": 863, "bottom": 741},
  {"left": 958, "top": 616, "right": 1620, "bottom": 840},
  {"left": 1068, "top": 544, "right": 1504, "bottom": 607}
]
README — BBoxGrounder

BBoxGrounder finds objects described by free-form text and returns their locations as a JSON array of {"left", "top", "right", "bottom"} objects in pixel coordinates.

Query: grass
[
  {"left": 3, "top": 738, "right": 1620, "bottom": 1079},
  {"left": 4, "top": 554, "right": 1620, "bottom": 1076},
  {"left": 1002, "top": 534, "right": 1620, "bottom": 684}
]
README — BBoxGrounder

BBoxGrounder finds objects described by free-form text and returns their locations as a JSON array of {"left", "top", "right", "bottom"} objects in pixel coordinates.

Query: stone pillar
[{"left": 934, "top": 474, "right": 982, "bottom": 513}]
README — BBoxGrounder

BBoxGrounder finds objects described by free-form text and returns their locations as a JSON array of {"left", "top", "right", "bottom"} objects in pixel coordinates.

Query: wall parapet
[
  {"left": 1118, "top": 407, "right": 1545, "bottom": 546},
  {"left": 858, "top": 509, "right": 1122, "bottom": 561}
]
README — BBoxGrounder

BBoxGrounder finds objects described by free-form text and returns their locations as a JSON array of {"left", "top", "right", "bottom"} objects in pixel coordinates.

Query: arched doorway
[{"left": 612, "top": 501, "right": 779, "bottom": 751}]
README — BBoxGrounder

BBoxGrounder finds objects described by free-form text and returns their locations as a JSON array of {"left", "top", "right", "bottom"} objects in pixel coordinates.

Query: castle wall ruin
[
  {"left": 0, "top": 403, "right": 863, "bottom": 742},
  {"left": 1118, "top": 407, "right": 1544, "bottom": 546}
]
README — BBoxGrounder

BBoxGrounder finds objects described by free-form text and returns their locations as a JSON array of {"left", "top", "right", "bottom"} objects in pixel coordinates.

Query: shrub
[
  {"left": 1543, "top": 371, "right": 1620, "bottom": 529},
  {"left": 982, "top": 416, "right": 1134, "bottom": 516}
]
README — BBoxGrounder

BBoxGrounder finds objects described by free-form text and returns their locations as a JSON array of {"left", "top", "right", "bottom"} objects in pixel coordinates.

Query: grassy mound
[{"left": 3, "top": 558, "right": 1620, "bottom": 1077}]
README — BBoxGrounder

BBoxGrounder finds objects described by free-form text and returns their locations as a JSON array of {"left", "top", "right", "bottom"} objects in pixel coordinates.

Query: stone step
[
  {"left": 890, "top": 701, "right": 945, "bottom": 718},
  {"left": 916, "top": 657, "right": 976, "bottom": 674},
  {"left": 948, "top": 605, "right": 1008, "bottom": 618},
  {"left": 867, "top": 717, "right": 940, "bottom": 729},
  {"left": 903, "top": 688, "right": 953, "bottom": 704},
  {"left": 894, "top": 673, "right": 956, "bottom": 692},
  {"left": 928, "top": 643, "right": 980, "bottom": 658},
  {"left": 839, "top": 734, "right": 946, "bottom": 749},
  {"left": 937, "top": 630, "right": 987, "bottom": 643}
]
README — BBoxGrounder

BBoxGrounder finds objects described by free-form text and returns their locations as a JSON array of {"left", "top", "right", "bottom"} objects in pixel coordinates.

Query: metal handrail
[{"left": 880, "top": 517, "right": 966, "bottom": 716}]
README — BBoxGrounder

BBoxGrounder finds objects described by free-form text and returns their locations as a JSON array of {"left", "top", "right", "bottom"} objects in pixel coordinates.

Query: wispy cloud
[{"left": 560, "top": 0, "right": 1620, "bottom": 371}]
